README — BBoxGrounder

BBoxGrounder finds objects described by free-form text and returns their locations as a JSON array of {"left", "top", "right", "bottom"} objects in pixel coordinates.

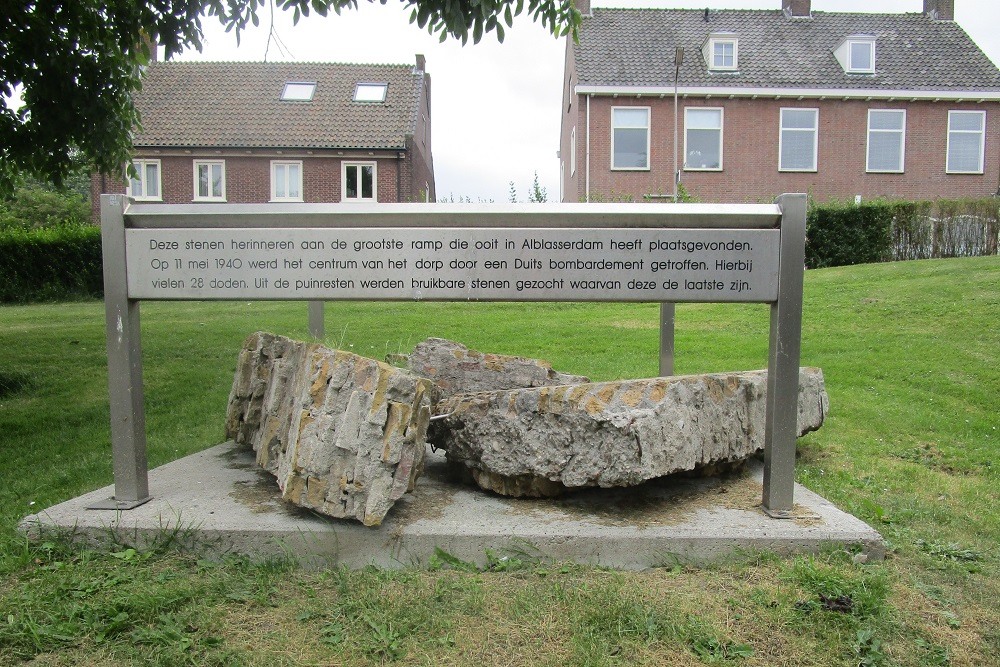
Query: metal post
[
  {"left": 762, "top": 193, "right": 807, "bottom": 516},
  {"left": 658, "top": 302, "right": 675, "bottom": 376},
  {"left": 90, "top": 195, "right": 151, "bottom": 509},
  {"left": 308, "top": 301, "right": 324, "bottom": 340}
]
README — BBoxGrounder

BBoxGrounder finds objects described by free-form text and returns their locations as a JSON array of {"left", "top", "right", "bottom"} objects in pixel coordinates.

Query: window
[
  {"left": 849, "top": 41, "right": 874, "bottom": 73},
  {"left": 684, "top": 108, "right": 723, "bottom": 170},
  {"left": 570, "top": 126, "right": 577, "bottom": 176},
  {"left": 342, "top": 162, "right": 376, "bottom": 202},
  {"left": 611, "top": 107, "right": 650, "bottom": 170},
  {"left": 270, "top": 160, "right": 303, "bottom": 201},
  {"left": 779, "top": 108, "right": 818, "bottom": 172},
  {"left": 704, "top": 33, "right": 738, "bottom": 71},
  {"left": 711, "top": 40, "right": 737, "bottom": 70},
  {"left": 193, "top": 160, "right": 226, "bottom": 201},
  {"left": 280, "top": 82, "right": 316, "bottom": 101},
  {"left": 127, "top": 159, "right": 161, "bottom": 201},
  {"left": 353, "top": 83, "right": 387, "bottom": 103},
  {"left": 946, "top": 110, "right": 986, "bottom": 174},
  {"left": 867, "top": 110, "right": 905, "bottom": 173}
]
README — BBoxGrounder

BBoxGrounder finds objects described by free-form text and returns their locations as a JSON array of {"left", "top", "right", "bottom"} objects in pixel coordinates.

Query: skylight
[
  {"left": 281, "top": 82, "right": 316, "bottom": 101},
  {"left": 354, "top": 83, "right": 388, "bottom": 103}
]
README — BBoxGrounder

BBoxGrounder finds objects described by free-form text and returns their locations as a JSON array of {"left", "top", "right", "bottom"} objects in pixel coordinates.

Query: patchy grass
[{"left": 0, "top": 255, "right": 998, "bottom": 665}]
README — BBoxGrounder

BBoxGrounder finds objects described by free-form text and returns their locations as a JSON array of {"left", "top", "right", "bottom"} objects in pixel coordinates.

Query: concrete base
[{"left": 19, "top": 442, "right": 884, "bottom": 569}]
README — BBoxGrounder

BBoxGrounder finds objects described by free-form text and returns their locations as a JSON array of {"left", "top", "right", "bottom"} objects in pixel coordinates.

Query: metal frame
[{"left": 96, "top": 194, "right": 806, "bottom": 514}]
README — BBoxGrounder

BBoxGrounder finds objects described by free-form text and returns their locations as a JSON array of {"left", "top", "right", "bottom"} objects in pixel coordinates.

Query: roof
[
  {"left": 133, "top": 61, "right": 425, "bottom": 150},
  {"left": 575, "top": 9, "right": 1000, "bottom": 93}
]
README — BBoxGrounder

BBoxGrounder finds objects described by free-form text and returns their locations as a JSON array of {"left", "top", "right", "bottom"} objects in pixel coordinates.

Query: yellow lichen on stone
[
  {"left": 619, "top": 384, "right": 645, "bottom": 408},
  {"left": 305, "top": 476, "right": 328, "bottom": 507},
  {"left": 583, "top": 395, "right": 607, "bottom": 416},
  {"left": 596, "top": 383, "right": 618, "bottom": 404},
  {"left": 309, "top": 357, "right": 330, "bottom": 404},
  {"left": 648, "top": 382, "right": 667, "bottom": 403},
  {"left": 369, "top": 365, "right": 389, "bottom": 417},
  {"left": 283, "top": 473, "right": 306, "bottom": 503}
]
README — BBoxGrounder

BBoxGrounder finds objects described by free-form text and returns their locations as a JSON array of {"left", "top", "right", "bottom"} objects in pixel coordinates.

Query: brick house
[
  {"left": 93, "top": 57, "right": 434, "bottom": 219},
  {"left": 560, "top": 0, "right": 1000, "bottom": 203}
]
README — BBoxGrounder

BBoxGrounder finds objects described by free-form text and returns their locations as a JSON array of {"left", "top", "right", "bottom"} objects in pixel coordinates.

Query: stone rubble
[
  {"left": 226, "top": 332, "right": 437, "bottom": 526},
  {"left": 428, "top": 368, "right": 829, "bottom": 497},
  {"left": 407, "top": 337, "right": 590, "bottom": 398}
]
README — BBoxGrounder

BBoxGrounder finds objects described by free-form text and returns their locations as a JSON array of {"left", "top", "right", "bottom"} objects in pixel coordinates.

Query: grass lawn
[{"left": 0, "top": 255, "right": 997, "bottom": 666}]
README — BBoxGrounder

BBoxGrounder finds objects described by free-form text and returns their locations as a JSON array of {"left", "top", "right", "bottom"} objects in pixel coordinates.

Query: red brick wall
[
  {"left": 92, "top": 153, "right": 407, "bottom": 221},
  {"left": 567, "top": 95, "right": 1000, "bottom": 203}
]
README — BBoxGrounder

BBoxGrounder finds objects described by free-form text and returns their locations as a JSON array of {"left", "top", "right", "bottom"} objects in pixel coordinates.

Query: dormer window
[
  {"left": 280, "top": 82, "right": 316, "bottom": 101},
  {"left": 835, "top": 36, "right": 876, "bottom": 74},
  {"left": 353, "top": 83, "right": 387, "bottom": 103},
  {"left": 704, "top": 33, "right": 739, "bottom": 71}
]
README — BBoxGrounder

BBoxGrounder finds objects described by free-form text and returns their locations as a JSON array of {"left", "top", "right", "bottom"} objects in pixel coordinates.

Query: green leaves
[{"left": 1, "top": 0, "right": 579, "bottom": 195}]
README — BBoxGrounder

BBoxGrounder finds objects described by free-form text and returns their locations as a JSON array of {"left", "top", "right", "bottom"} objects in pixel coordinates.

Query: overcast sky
[{"left": 176, "top": 0, "right": 1000, "bottom": 203}]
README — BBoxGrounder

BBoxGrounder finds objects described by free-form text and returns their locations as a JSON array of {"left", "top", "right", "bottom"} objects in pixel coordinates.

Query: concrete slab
[{"left": 20, "top": 442, "right": 885, "bottom": 569}]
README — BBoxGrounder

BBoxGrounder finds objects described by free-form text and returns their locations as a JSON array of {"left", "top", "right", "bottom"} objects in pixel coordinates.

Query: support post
[
  {"left": 91, "top": 195, "right": 151, "bottom": 509},
  {"left": 658, "top": 302, "right": 675, "bottom": 376},
  {"left": 308, "top": 301, "right": 325, "bottom": 340},
  {"left": 762, "top": 193, "right": 807, "bottom": 516}
]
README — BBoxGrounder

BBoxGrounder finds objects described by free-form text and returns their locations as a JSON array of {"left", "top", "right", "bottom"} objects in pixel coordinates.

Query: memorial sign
[
  {"left": 99, "top": 196, "right": 806, "bottom": 517},
  {"left": 126, "top": 227, "right": 779, "bottom": 302}
]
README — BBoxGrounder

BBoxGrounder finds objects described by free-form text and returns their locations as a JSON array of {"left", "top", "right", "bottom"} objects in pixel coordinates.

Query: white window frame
[
  {"left": 683, "top": 107, "right": 724, "bottom": 171},
  {"left": 611, "top": 106, "right": 651, "bottom": 171},
  {"left": 848, "top": 40, "right": 875, "bottom": 74},
  {"left": 341, "top": 161, "right": 378, "bottom": 202},
  {"left": 710, "top": 39, "right": 738, "bottom": 71},
  {"left": 946, "top": 110, "right": 986, "bottom": 175},
  {"left": 126, "top": 159, "right": 162, "bottom": 201},
  {"left": 280, "top": 82, "right": 316, "bottom": 102},
  {"left": 866, "top": 110, "right": 906, "bottom": 173},
  {"left": 778, "top": 108, "right": 819, "bottom": 172},
  {"left": 270, "top": 160, "right": 303, "bottom": 202},
  {"left": 570, "top": 126, "right": 577, "bottom": 176},
  {"left": 353, "top": 83, "right": 388, "bottom": 103},
  {"left": 192, "top": 160, "right": 226, "bottom": 201}
]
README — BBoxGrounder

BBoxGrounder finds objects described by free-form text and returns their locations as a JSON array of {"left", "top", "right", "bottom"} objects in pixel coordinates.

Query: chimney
[
  {"left": 415, "top": 54, "right": 426, "bottom": 72},
  {"left": 782, "top": 0, "right": 811, "bottom": 18},
  {"left": 574, "top": 0, "right": 591, "bottom": 17},
  {"left": 923, "top": 0, "right": 954, "bottom": 20}
]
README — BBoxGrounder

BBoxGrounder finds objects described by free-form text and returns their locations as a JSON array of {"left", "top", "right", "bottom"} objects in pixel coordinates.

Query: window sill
[
  {"left": 865, "top": 169, "right": 904, "bottom": 174},
  {"left": 684, "top": 167, "right": 723, "bottom": 172},
  {"left": 944, "top": 170, "right": 984, "bottom": 175},
  {"left": 269, "top": 198, "right": 304, "bottom": 203},
  {"left": 193, "top": 198, "right": 228, "bottom": 203},
  {"left": 129, "top": 196, "right": 162, "bottom": 202},
  {"left": 610, "top": 167, "right": 651, "bottom": 172},
  {"left": 778, "top": 168, "right": 817, "bottom": 173}
]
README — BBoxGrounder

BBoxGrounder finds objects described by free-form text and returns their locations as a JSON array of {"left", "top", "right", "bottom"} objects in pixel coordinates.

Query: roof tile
[{"left": 133, "top": 61, "right": 423, "bottom": 149}]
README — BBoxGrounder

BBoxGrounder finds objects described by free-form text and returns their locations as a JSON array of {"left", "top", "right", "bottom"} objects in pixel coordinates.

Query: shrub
[
  {"left": 806, "top": 198, "right": 999, "bottom": 269},
  {"left": 0, "top": 187, "right": 90, "bottom": 231},
  {"left": 0, "top": 225, "right": 103, "bottom": 303},
  {"left": 805, "top": 201, "right": 895, "bottom": 268}
]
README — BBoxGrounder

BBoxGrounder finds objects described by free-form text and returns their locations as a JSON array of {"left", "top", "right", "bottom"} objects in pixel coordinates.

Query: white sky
[{"left": 176, "top": 0, "right": 1000, "bottom": 203}]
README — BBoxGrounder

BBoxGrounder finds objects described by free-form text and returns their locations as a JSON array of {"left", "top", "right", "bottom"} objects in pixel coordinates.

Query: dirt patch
[{"left": 499, "top": 466, "right": 767, "bottom": 528}]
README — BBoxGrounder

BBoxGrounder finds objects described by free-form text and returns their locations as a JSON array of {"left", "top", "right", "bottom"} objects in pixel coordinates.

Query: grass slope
[{"left": 0, "top": 256, "right": 997, "bottom": 666}]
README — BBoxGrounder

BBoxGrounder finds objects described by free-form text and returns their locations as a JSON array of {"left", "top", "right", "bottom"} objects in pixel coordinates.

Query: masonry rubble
[
  {"left": 225, "top": 332, "right": 437, "bottom": 526},
  {"left": 225, "top": 333, "right": 829, "bottom": 519},
  {"left": 428, "top": 368, "right": 829, "bottom": 497},
  {"left": 406, "top": 337, "right": 590, "bottom": 397}
]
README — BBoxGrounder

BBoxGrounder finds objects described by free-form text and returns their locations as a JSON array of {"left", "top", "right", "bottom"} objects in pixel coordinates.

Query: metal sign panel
[{"left": 126, "top": 227, "right": 779, "bottom": 303}]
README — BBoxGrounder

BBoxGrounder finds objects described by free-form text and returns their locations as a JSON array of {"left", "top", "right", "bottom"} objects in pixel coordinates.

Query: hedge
[
  {"left": 806, "top": 198, "right": 999, "bottom": 269},
  {"left": 0, "top": 225, "right": 103, "bottom": 303}
]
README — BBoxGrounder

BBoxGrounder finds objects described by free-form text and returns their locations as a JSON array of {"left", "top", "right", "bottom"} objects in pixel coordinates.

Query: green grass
[{"left": 1, "top": 255, "right": 998, "bottom": 665}]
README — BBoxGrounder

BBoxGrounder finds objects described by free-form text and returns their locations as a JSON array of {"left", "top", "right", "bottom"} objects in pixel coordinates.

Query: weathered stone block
[
  {"left": 226, "top": 332, "right": 437, "bottom": 526},
  {"left": 429, "top": 368, "right": 828, "bottom": 497},
  {"left": 408, "top": 337, "right": 589, "bottom": 397}
]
